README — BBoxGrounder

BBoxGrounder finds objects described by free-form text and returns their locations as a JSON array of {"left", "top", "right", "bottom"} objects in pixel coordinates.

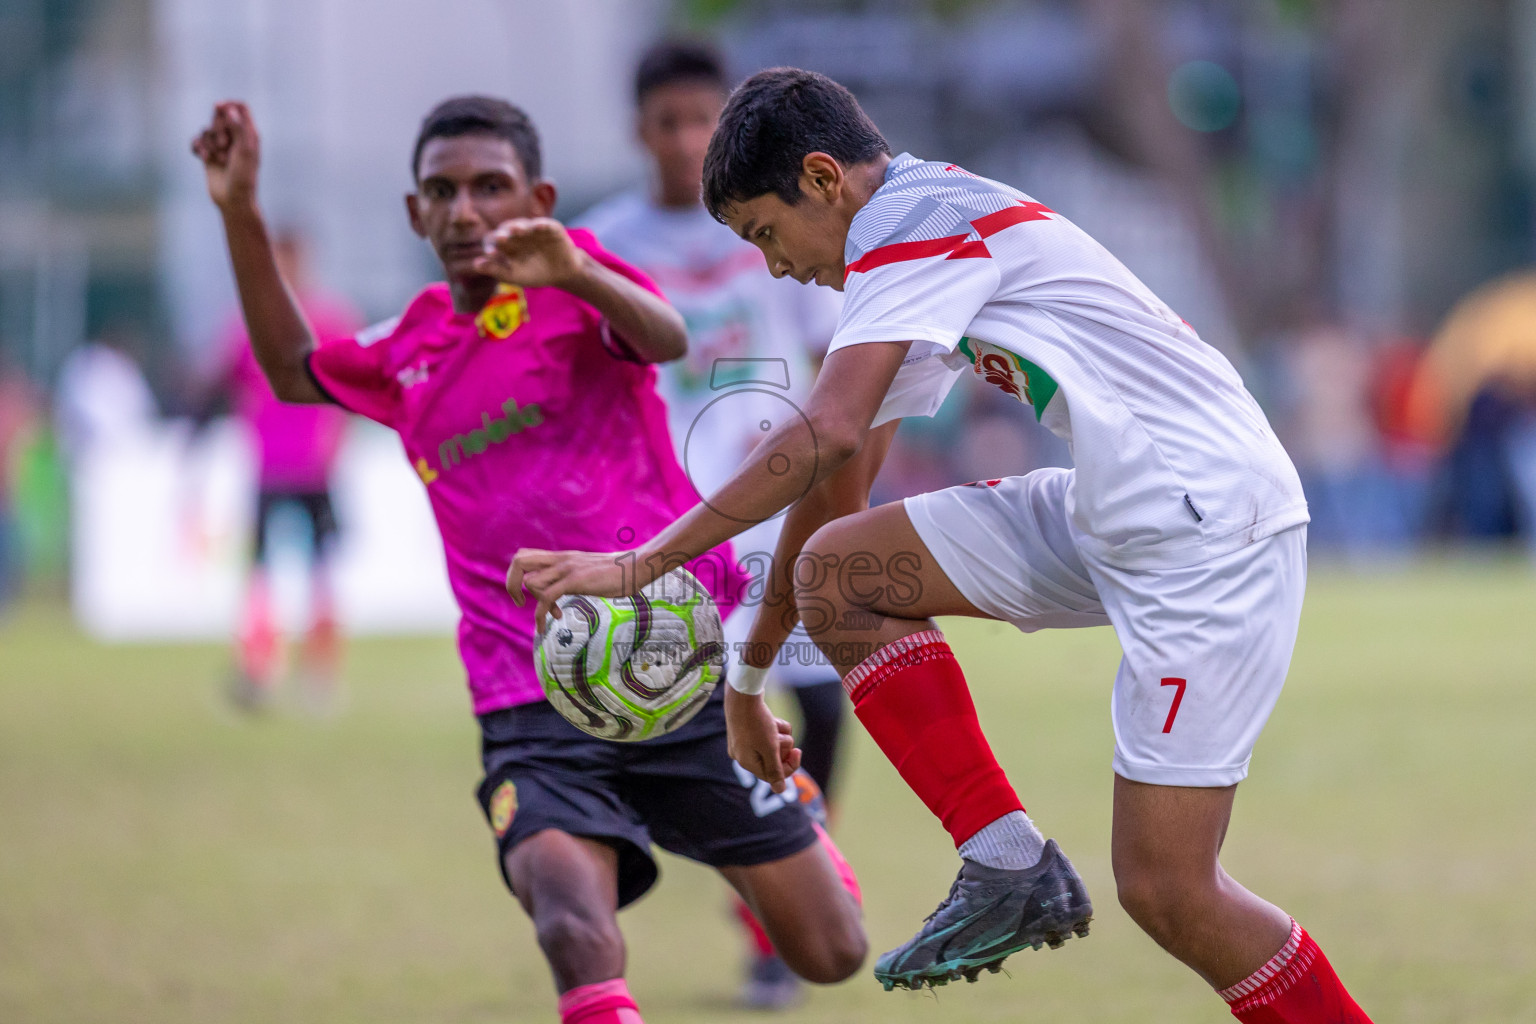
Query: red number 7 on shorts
[{"left": 1160, "top": 677, "right": 1187, "bottom": 734}]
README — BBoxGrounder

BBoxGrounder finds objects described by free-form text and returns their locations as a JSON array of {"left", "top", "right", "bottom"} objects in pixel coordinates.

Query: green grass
[{"left": 2, "top": 560, "right": 1534, "bottom": 1023}]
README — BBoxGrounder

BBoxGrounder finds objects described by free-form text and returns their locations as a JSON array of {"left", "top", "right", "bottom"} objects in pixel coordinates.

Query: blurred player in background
[
  {"left": 204, "top": 229, "right": 359, "bottom": 711},
  {"left": 580, "top": 39, "right": 848, "bottom": 1009},
  {"left": 193, "top": 96, "right": 864, "bottom": 1024},
  {"left": 510, "top": 68, "right": 1374, "bottom": 1022},
  {"left": 0, "top": 355, "right": 39, "bottom": 615}
]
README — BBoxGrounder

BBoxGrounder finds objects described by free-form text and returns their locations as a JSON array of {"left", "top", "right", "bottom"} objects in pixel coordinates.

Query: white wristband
[{"left": 728, "top": 663, "right": 769, "bottom": 696}]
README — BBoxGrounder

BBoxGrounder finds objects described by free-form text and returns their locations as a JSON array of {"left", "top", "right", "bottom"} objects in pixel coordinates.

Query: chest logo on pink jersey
[
  {"left": 475, "top": 284, "right": 529, "bottom": 340},
  {"left": 397, "top": 362, "right": 430, "bottom": 389},
  {"left": 426, "top": 396, "right": 545, "bottom": 481}
]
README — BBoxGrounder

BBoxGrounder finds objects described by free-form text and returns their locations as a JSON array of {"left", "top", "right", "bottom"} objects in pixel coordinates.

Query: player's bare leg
[
  {"left": 1113, "top": 777, "right": 1373, "bottom": 1021},
  {"left": 505, "top": 829, "right": 626, "bottom": 989},
  {"left": 1112, "top": 778, "right": 1289, "bottom": 983},
  {"left": 718, "top": 827, "right": 867, "bottom": 985},
  {"left": 794, "top": 502, "right": 1093, "bottom": 990},
  {"left": 296, "top": 560, "right": 342, "bottom": 715},
  {"left": 795, "top": 502, "right": 982, "bottom": 671},
  {"left": 231, "top": 566, "right": 280, "bottom": 711}
]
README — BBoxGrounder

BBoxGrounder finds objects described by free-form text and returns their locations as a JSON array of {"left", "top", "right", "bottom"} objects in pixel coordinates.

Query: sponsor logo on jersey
[
  {"left": 488, "top": 779, "right": 518, "bottom": 837},
  {"left": 430, "top": 397, "right": 545, "bottom": 478},
  {"left": 397, "top": 362, "right": 430, "bottom": 389},
  {"left": 957, "top": 336, "right": 1058, "bottom": 421},
  {"left": 475, "top": 284, "right": 529, "bottom": 340}
]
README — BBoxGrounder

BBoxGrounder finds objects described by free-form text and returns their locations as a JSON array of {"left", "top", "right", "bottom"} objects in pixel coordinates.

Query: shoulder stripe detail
[
  {"left": 973, "top": 201, "right": 1054, "bottom": 237},
  {"left": 946, "top": 239, "right": 991, "bottom": 261},
  {"left": 845, "top": 198, "right": 1055, "bottom": 278},
  {"left": 845, "top": 233, "right": 971, "bottom": 276}
]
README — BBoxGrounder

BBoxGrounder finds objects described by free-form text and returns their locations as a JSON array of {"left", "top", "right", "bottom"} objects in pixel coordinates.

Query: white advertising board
[{"left": 71, "top": 418, "right": 457, "bottom": 640}]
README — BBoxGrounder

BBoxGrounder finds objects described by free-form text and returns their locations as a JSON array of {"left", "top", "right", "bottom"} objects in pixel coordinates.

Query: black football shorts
[
  {"left": 475, "top": 690, "right": 818, "bottom": 908},
  {"left": 252, "top": 488, "right": 337, "bottom": 563}
]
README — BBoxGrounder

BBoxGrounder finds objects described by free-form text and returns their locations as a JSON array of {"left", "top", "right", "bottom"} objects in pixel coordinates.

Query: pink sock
[
  {"left": 558, "top": 978, "right": 643, "bottom": 1024},
  {"left": 814, "top": 822, "right": 863, "bottom": 906}
]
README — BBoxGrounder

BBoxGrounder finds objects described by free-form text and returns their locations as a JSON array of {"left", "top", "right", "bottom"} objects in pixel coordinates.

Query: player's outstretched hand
[
  {"left": 508, "top": 547, "right": 660, "bottom": 631},
  {"left": 474, "top": 218, "right": 586, "bottom": 290},
  {"left": 725, "top": 687, "right": 801, "bottom": 794},
  {"left": 191, "top": 101, "right": 260, "bottom": 212}
]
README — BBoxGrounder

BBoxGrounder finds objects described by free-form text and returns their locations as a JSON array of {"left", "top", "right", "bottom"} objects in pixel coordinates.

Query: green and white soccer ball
[{"left": 536, "top": 566, "right": 725, "bottom": 742}]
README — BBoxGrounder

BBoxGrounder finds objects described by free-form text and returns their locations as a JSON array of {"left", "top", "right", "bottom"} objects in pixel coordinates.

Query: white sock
[{"left": 958, "top": 810, "right": 1046, "bottom": 870}]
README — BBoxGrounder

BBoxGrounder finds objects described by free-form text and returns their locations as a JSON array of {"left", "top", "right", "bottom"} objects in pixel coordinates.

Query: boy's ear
[
  {"left": 405, "top": 193, "right": 426, "bottom": 238},
  {"left": 800, "top": 152, "right": 844, "bottom": 203},
  {"left": 531, "top": 179, "right": 558, "bottom": 217}
]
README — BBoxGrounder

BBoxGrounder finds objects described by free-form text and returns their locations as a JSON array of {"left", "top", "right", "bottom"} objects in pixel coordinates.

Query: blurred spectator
[
  {"left": 199, "top": 228, "right": 360, "bottom": 711},
  {"left": 1411, "top": 272, "right": 1536, "bottom": 549},
  {"left": 53, "top": 323, "right": 159, "bottom": 463},
  {"left": 1279, "top": 321, "right": 1383, "bottom": 553},
  {"left": 1367, "top": 338, "right": 1438, "bottom": 545},
  {"left": 0, "top": 355, "right": 41, "bottom": 612}
]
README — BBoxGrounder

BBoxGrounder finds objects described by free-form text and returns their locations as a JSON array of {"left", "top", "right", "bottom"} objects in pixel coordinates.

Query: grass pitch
[{"left": 2, "top": 559, "right": 1534, "bottom": 1023}]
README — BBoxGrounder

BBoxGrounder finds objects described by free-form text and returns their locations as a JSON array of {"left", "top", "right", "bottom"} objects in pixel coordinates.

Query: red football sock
[
  {"left": 844, "top": 629, "right": 1023, "bottom": 846},
  {"left": 1220, "top": 920, "right": 1374, "bottom": 1023},
  {"left": 558, "top": 978, "right": 644, "bottom": 1024}
]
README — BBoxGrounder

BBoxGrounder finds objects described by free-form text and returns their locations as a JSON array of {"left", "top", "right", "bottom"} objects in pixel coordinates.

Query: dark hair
[
  {"left": 411, "top": 95, "right": 541, "bottom": 181},
  {"left": 702, "top": 67, "right": 889, "bottom": 222},
  {"left": 635, "top": 38, "right": 727, "bottom": 104}
]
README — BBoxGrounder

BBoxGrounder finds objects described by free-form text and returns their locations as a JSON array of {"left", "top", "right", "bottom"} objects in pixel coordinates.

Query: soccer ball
[{"left": 536, "top": 566, "right": 725, "bottom": 742}]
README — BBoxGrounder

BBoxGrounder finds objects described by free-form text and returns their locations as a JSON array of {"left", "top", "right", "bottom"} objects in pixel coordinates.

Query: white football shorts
[{"left": 904, "top": 468, "right": 1307, "bottom": 787}]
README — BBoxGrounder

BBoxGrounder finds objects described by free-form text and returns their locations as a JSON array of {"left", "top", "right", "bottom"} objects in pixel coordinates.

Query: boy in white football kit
[
  {"left": 847, "top": 154, "right": 1310, "bottom": 789},
  {"left": 510, "top": 69, "right": 1373, "bottom": 1021}
]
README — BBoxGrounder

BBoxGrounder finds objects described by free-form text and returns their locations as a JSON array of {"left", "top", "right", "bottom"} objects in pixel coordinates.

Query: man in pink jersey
[
  {"left": 208, "top": 230, "right": 358, "bottom": 709},
  {"left": 510, "top": 69, "right": 1375, "bottom": 1021},
  {"left": 192, "top": 96, "right": 864, "bottom": 1024}
]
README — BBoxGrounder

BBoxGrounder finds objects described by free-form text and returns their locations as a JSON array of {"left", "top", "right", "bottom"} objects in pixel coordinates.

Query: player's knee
[
  {"left": 1112, "top": 861, "right": 1206, "bottom": 950},
  {"left": 795, "top": 520, "right": 861, "bottom": 632},
  {"left": 779, "top": 913, "right": 867, "bottom": 984},
  {"left": 533, "top": 904, "right": 624, "bottom": 976}
]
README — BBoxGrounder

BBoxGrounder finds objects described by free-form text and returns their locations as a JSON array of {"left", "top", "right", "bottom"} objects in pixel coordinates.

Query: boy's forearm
[
  {"left": 563, "top": 254, "right": 687, "bottom": 363},
  {"left": 219, "top": 204, "right": 325, "bottom": 403},
  {"left": 638, "top": 415, "right": 858, "bottom": 579},
  {"left": 739, "top": 419, "right": 898, "bottom": 671}
]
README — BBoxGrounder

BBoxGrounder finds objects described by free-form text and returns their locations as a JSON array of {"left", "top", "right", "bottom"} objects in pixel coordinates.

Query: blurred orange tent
[{"left": 1410, "top": 272, "right": 1536, "bottom": 443}]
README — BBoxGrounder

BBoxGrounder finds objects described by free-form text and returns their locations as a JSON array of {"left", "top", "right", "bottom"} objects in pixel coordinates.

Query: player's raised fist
[
  {"left": 191, "top": 101, "right": 261, "bottom": 213},
  {"left": 474, "top": 218, "right": 586, "bottom": 290}
]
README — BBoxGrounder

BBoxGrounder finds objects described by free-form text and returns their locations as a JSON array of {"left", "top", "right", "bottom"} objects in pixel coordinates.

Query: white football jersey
[
  {"left": 833, "top": 153, "right": 1307, "bottom": 570},
  {"left": 580, "top": 190, "right": 841, "bottom": 503}
]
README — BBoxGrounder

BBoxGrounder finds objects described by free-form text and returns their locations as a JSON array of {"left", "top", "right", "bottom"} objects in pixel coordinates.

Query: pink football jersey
[
  {"left": 306, "top": 229, "right": 743, "bottom": 714},
  {"left": 222, "top": 294, "right": 358, "bottom": 491}
]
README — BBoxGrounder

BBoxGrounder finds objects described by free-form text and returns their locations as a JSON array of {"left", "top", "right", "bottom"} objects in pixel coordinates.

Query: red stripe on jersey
[
  {"left": 845, "top": 233, "right": 970, "bottom": 276},
  {"left": 945, "top": 239, "right": 991, "bottom": 260},
  {"left": 972, "top": 201, "right": 1054, "bottom": 238}
]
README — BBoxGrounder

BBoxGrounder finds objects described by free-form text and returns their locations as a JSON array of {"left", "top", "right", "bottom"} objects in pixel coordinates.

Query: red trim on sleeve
[
  {"left": 845, "top": 233, "right": 971, "bottom": 276},
  {"left": 971, "top": 201, "right": 1054, "bottom": 238},
  {"left": 945, "top": 239, "right": 991, "bottom": 260}
]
